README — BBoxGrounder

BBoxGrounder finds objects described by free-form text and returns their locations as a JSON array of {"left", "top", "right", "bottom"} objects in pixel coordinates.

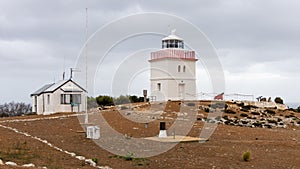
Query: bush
[
  {"left": 114, "top": 95, "right": 130, "bottom": 105},
  {"left": 92, "top": 157, "right": 98, "bottom": 164},
  {"left": 96, "top": 95, "right": 114, "bottom": 106},
  {"left": 296, "top": 106, "right": 300, "bottom": 113},
  {"left": 0, "top": 102, "right": 32, "bottom": 117},
  {"left": 242, "top": 151, "right": 251, "bottom": 162},
  {"left": 210, "top": 102, "right": 227, "bottom": 109},
  {"left": 274, "top": 97, "right": 284, "bottom": 104},
  {"left": 87, "top": 97, "right": 98, "bottom": 109},
  {"left": 187, "top": 102, "right": 195, "bottom": 107}
]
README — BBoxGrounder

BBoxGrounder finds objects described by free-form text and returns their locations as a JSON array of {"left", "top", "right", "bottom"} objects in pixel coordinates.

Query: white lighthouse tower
[{"left": 149, "top": 30, "right": 198, "bottom": 101}]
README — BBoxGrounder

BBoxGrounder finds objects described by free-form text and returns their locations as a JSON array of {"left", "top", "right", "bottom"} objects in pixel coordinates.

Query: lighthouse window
[
  {"left": 157, "top": 83, "right": 161, "bottom": 91},
  {"left": 178, "top": 65, "right": 181, "bottom": 72},
  {"left": 183, "top": 66, "right": 186, "bottom": 72},
  {"left": 170, "top": 40, "right": 175, "bottom": 48}
]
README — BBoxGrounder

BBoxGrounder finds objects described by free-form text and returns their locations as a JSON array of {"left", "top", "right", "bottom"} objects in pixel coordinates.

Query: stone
[
  {"left": 22, "top": 163, "right": 35, "bottom": 167},
  {"left": 5, "top": 161, "right": 17, "bottom": 166},
  {"left": 0, "top": 159, "right": 4, "bottom": 165},
  {"left": 85, "top": 159, "right": 96, "bottom": 167},
  {"left": 75, "top": 156, "right": 85, "bottom": 160}
]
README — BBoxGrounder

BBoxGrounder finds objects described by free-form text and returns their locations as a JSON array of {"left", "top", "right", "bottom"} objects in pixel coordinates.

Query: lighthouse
[{"left": 149, "top": 30, "right": 198, "bottom": 101}]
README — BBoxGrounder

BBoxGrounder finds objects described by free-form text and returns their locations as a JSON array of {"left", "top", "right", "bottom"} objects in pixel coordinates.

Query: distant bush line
[
  {"left": 87, "top": 95, "right": 149, "bottom": 108},
  {"left": 0, "top": 102, "right": 32, "bottom": 117}
]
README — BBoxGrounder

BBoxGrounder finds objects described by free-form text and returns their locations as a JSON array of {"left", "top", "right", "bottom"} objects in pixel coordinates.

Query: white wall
[
  {"left": 150, "top": 58, "right": 197, "bottom": 101},
  {"left": 33, "top": 81, "right": 86, "bottom": 115}
]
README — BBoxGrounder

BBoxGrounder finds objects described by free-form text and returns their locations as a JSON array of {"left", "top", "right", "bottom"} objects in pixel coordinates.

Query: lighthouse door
[{"left": 178, "top": 83, "right": 185, "bottom": 100}]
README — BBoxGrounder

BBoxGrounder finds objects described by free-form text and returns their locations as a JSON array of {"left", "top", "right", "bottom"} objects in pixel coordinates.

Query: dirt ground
[{"left": 0, "top": 101, "right": 299, "bottom": 169}]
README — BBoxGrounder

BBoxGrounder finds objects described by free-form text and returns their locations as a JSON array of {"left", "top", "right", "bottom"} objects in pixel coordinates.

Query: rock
[
  {"left": 23, "top": 163, "right": 35, "bottom": 167},
  {"left": 5, "top": 161, "right": 17, "bottom": 166},
  {"left": 85, "top": 159, "right": 96, "bottom": 167},
  {"left": 75, "top": 156, "right": 85, "bottom": 160},
  {"left": 70, "top": 152, "right": 76, "bottom": 157},
  {"left": 292, "top": 138, "right": 296, "bottom": 141},
  {"left": 0, "top": 159, "right": 3, "bottom": 165}
]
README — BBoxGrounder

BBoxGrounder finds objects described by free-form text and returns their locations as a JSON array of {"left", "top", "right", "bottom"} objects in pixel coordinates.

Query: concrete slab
[{"left": 144, "top": 135, "right": 207, "bottom": 143}]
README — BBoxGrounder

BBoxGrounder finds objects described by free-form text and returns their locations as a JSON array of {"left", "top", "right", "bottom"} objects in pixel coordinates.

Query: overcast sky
[{"left": 0, "top": 0, "right": 299, "bottom": 105}]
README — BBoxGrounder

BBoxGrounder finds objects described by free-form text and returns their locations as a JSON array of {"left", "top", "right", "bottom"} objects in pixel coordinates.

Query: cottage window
[
  {"left": 183, "top": 66, "right": 186, "bottom": 72},
  {"left": 61, "top": 94, "right": 81, "bottom": 104},
  {"left": 47, "top": 95, "right": 50, "bottom": 104},
  {"left": 178, "top": 65, "right": 181, "bottom": 72},
  {"left": 72, "top": 94, "right": 81, "bottom": 104}
]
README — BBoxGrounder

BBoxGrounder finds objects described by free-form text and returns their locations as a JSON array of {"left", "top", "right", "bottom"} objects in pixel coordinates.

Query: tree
[
  {"left": 274, "top": 97, "right": 284, "bottom": 104},
  {"left": 0, "top": 102, "right": 32, "bottom": 117},
  {"left": 114, "top": 95, "right": 130, "bottom": 105},
  {"left": 87, "top": 97, "right": 98, "bottom": 109},
  {"left": 96, "top": 95, "right": 114, "bottom": 106},
  {"left": 296, "top": 106, "right": 300, "bottom": 113}
]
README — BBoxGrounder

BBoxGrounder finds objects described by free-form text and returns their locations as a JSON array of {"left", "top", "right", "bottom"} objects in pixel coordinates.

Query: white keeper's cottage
[
  {"left": 30, "top": 79, "right": 87, "bottom": 115},
  {"left": 149, "top": 31, "right": 198, "bottom": 101}
]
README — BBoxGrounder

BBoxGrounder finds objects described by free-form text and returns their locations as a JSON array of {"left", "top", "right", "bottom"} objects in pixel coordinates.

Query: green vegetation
[
  {"left": 274, "top": 97, "right": 284, "bottom": 104},
  {"left": 95, "top": 95, "right": 148, "bottom": 107},
  {"left": 0, "top": 140, "right": 38, "bottom": 163},
  {"left": 109, "top": 152, "right": 150, "bottom": 166},
  {"left": 87, "top": 97, "right": 98, "bottom": 109},
  {"left": 210, "top": 102, "right": 227, "bottom": 109},
  {"left": 187, "top": 102, "right": 196, "bottom": 107},
  {"left": 91, "top": 157, "right": 98, "bottom": 164},
  {"left": 242, "top": 151, "right": 251, "bottom": 162},
  {"left": 0, "top": 102, "right": 32, "bottom": 117},
  {"left": 96, "top": 95, "right": 114, "bottom": 106}
]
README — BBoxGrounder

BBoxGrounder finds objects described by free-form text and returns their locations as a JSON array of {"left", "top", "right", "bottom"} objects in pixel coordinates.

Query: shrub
[
  {"left": 210, "top": 102, "right": 226, "bottom": 109},
  {"left": 92, "top": 158, "right": 98, "bottom": 164},
  {"left": 187, "top": 102, "right": 195, "bottom": 107},
  {"left": 96, "top": 95, "right": 114, "bottom": 106},
  {"left": 242, "top": 151, "right": 251, "bottom": 162},
  {"left": 274, "top": 97, "right": 284, "bottom": 104}
]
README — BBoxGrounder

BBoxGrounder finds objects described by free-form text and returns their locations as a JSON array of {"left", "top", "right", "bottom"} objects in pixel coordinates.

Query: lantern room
[{"left": 162, "top": 30, "right": 184, "bottom": 49}]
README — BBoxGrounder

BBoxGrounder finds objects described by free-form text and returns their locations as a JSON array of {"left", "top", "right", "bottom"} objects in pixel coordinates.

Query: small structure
[
  {"left": 158, "top": 122, "right": 167, "bottom": 138},
  {"left": 30, "top": 79, "right": 87, "bottom": 115},
  {"left": 86, "top": 126, "right": 100, "bottom": 139}
]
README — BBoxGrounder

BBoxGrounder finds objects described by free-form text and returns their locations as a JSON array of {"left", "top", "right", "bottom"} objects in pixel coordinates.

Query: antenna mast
[{"left": 84, "top": 8, "right": 89, "bottom": 124}]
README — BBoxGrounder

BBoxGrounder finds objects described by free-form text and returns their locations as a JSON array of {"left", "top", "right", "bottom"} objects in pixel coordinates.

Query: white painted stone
[
  {"left": 85, "top": 159, "right": 96, "bottom": 167},
  {"left": 5, "top": 161, "right": 17, "bottom": 166},
  {"left": 76, "top": 156, "right": 85, "bottom": 160},
  {"left": 22, "top": 163, "right": 35, "bottom": 167},
  {"left": 0, "top": 159, "right": 4, "bottom": 165}
]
